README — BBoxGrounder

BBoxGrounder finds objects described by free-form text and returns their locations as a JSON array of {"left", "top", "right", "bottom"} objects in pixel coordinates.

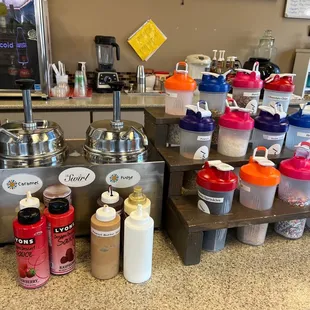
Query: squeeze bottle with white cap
[
  {"left": 18, "top": 191, "right": 44, "bottom": 215},
  {"left": 124, "top": 186, "right": 151, "bottom": 217},
  {"left": 124, "top": 204, "right": 154, "bottom": 283},
  {"left": 97, "top": 186, "right": 124, "bottom": 216},
  {"left": 91, "top": 204, "right": 120, "bottom": 280}
]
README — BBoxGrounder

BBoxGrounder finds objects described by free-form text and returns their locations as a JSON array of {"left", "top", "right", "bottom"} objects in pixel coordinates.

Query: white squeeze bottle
[
  {"left": 18, "top": 191, "right": 44, "bottom": 215},
  {"left": 124, "top": 204, "right": 154, "bottom": 284}
]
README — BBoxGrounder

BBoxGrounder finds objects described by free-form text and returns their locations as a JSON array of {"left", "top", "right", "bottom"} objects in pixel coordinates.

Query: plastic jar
[
  {"left": 196, "top": 160, "right": 238, "bottom": 252},
  {"left": 237, "top": 147, "right": 280, "bottom": 246},
  {"left": 164, "top": 62, "right": 196, "bottom": 115},
  {"left": 199, "top": 72, "right": 230, "bottom": 116},
  {"left": 263, "top": 74, "right": 295, "bottom": 113},
  {"left": 252, "top": 105, "right": 289, "bottom": 154},
  {"left": 285, "top": 103, "right": 310, "bottom": 150},
  {"left": 275, "top": 143, "right": 310, "bottom": 239},
  {"left": 217, "top": 103, "right": 254, "bottom": 157},
  {"left": 179, "top": 102, "right": 215, "bottom": 160},
  {"left": 232, "top": 66, "right": 263, "bottom": 114}
]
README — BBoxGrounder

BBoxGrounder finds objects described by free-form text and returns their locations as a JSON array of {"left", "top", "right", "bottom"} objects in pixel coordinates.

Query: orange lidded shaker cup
[
  {"left": 164, "top": 62, "right": 196, "bottom": 116},
  {"left": 237, "top": 146, "right": 280, "bottom": 246}
]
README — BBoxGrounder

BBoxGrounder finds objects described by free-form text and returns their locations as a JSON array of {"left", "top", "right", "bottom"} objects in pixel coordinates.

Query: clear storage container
[
  {"left": 237, "top": 147, "right": 280, "bottom": 246},
  {"left": 196, "top": 160, "right": 238, "bottom": 252},
  {"left": 199, "top": 72, "right": 230, "bottom": 116},
  {"left": 179, "top": 102, "right": 215, "bottom": 160},
  {"left": 217, "top": 102, "right": 254, "bottom": 157},
  {"left": 275, "top": 143, "right": 310, "bottom": 239},
  {"left": 262, "top": 74, "right": 295, "bottom": 113},
  {"left": 286, "top": 103, "right": 310, "bottom": 150},
  {"left": 232, "top": 63, "right": 263, "bottom": 114},
  {"left": 164, "top": 62, "right": 196, "bottom": 116},
  {"left": 252, "top": 104, "right": 289, "bottom": 154}
]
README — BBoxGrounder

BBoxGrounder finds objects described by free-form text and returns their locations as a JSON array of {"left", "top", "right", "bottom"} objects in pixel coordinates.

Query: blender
[{"left": 95, "top": 36, "right": 120, "bottom": 92}]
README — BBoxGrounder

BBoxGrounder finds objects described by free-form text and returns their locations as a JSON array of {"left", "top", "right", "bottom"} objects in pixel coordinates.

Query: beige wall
[{"left": 48, "top": 0, "right": 310, "bottom": 74}]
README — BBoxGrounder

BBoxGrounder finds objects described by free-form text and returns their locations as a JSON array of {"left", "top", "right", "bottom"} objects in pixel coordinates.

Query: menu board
[{"left": 285, "top": 0, "right": 310, "bottom": 19}]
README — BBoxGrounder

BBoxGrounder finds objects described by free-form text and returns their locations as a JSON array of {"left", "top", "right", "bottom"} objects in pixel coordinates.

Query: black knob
[
  {"left": 16, "top": 79, "right": 35, "bottom": 90},
  {"left": 108, "top": 81, "right": 124, "bottom": 91}
]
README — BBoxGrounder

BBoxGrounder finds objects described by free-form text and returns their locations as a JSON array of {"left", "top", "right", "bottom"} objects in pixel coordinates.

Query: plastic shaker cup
[
  {"left": 252, "top": 103, "right": 289, "bottom": 154},
  {"left": 232, "top": 62, "right": 263, "bottom": 114},
  {"left": 217, "top": 101, "right": 254, "bottom": 157},
  {"left": 179, "top": 101, "right": 215, "bottom": 160},
  {"left": 237, "top": 147, "right": 281, "bottom": 246},
  {"left": 199, "top": 72, "right": 230, "bottom": 116},
  {"left": 196, "top": 160, "right": 238, "bottom": 251},
  {"left": 285, "top": 103, "right": 310, "bottom": 150},
  {"left": 263, "top": 74, "right": 295, "bottom": 113},
  {"left": 275, "top": 142, "right": 310, "bottom": 239},
  {"left": 164, "top": 62, "right": 196, "bottom": 116}
]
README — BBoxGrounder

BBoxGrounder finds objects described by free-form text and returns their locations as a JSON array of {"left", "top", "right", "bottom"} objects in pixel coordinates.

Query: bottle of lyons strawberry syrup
[
  {"left": 13, "top": 207, "right": 50, "bottom": 289},
  {"left": 44, "top": 198, "right": 75, "bottom": 275}
]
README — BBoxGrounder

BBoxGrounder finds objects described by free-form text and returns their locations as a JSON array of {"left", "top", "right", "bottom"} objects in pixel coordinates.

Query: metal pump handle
[{"left": 109, "top": 81, "right": 124, "bottom": 129}]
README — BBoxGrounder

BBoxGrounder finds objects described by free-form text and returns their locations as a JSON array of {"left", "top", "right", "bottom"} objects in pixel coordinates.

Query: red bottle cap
[
  {"left": 279, "top": 142, "right": 310, "bottom": 180},
  {"left": 196, "top": 160, "right": 238, "bottom": 192},
  {"left": 264, "top": 74, "right": 295, "bottom": 92},
  {"left": 219, "top": 105, "right": 254, "bottom": 130}
]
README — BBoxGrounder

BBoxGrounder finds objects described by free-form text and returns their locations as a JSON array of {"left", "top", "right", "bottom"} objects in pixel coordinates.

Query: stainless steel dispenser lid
[
  {"left": 0, "top": 120, "right": 68, "bottom": 168},
  {"left": 84, "top": 81, "right": 148, "bottom": 164},
  {"left": 84, "top": 119, "right": 148, "bottom": 163}
]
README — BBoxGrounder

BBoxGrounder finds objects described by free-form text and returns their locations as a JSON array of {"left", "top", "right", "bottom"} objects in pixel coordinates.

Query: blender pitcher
[{"left": 95, "top": 36, "right": 120, "bottom": 71}]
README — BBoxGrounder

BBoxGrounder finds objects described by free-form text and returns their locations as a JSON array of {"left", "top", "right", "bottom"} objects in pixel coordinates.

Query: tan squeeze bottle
[
  {"left": 91, "top": 204, "right": 120, "bottom": 280},
  {"left": 124, "top": 186, "right": 151, "bottom": 217}
]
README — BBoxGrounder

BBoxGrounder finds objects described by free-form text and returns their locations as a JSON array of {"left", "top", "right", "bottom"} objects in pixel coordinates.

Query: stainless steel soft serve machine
[{"left": 0, "top": 80, "right": 164, "bottom": 243}]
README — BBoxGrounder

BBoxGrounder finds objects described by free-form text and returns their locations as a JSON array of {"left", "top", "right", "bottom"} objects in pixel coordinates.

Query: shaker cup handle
[
  {"left": 176, "top": 62, "right": 188, "bottom": 73},
  {"left": 201, "top": 72, "right": 220, "bottom": 78},
  {"left": 252, "top": 61, "right": 260, "bottom": 72},
  {"left": 253, "top": 146, "right": 268, "bottom": 159}
]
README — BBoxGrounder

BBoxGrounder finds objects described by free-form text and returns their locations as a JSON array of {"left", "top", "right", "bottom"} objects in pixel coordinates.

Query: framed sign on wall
[{"left": 285, "top": 0, "right": 310, "bottom": 19}]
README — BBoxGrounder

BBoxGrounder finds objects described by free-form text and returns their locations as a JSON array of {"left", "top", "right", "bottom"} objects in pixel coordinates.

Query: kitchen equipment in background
[
  {"left": 237, "top": 147, "right": 280, "bottom": 246},
  {"left": 79, "top": 61, "right": 88, "bottom": 89},
  {"left": 197, "top": 161, "right": 238, "bottom": 252},
  {"left": 186, "top": 54, "right": 211, "bottom": 81},
  {"left": 164, "top": 62, "right": 196, "bottom": 115},
  {"left": 217, "top": 50, "right": 226, "bottom": 74},
  {"left": 232, "top": 63, "right": 263, "bottom": 114},
  {"left": 74, "top": 70, "right": 87, "bottom": 97},
  {"left": 211, "top": 50, "right": 218, "bottom": 73},
  {"left": 179, "top": 102, "right": 215, "bottom": 160},
  {"left": 199, "top": 72, "right": 231, "bottom": 115},
  {"left": 0, "top": 0, "right": 52, "bottom": 97},
  {"left": 275, "top": 142, "right": 310, "bottom": 239},
  {"left": 244, "top": 30, "right": 280, "bottom": 83},
  {"left": 91, "top": 204, "right": 121, "bottom": 280},
  {"left": 0, "top": 79, "right": 67, "bottom": 168},
  {"left": 252, "top": 104, "right": 289, "bottom": 154},
  {"left": 285, "top": 103, "right": 310, "bottom": 150},
  {"left": 217, "top": 101, "right": 254, "bottom": 157},
  {"left": 154, "top": 71, "right": 169, "bottom": 91},
  {"left": 263, "top": 74, "right": 296, "bottom": 112},
  {"left": 124, "top": 204, "right": 154, "bottom": 284},
  {"left": 136, "top": 65, "right": 146, "bottom": 93},
  {"left": 95, "top": 36, "right": 120, "bottom": 92},
  {"left": 84, "top": 81, "right": 148, "bottom": 163}
]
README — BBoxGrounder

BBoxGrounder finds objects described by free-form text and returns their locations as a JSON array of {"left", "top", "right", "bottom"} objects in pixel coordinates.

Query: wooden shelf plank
[
  {"left": 169, "top": 196, "right": 310, "bottom": 233},
  {"left": 159, "top": 146, "right": 294, "bottom": 172}
]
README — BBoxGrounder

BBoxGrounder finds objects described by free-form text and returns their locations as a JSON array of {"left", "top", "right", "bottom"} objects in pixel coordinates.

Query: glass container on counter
[
  {"left": 263, "top": 74, "right": 295, "bottom": 113},
  {"left": 164, "top": 62, "right": 197, "bottom": 115},
  {"left": 237, "top": 147, "right": 281, "bottom": 246},
  {"left": 252, "top": 104, "right": 289, "bottom": 154},
  {"left": 285, "top": 103, "right": 310, "bottom": 150},
  {"left": 199, "top": 72, "right": 230, "bottom": 116},
  {"left": 217, "top": 102, "right": 254, "bottom": 157},
  {"left": 196, "top": 160, "right": 238, "bottom": 252},
  {"left": 232, "top": 63, "right": 263, "bottom": 114},
  {"left": 179, "top": 102, "right": 215, "bottom": 160},
  {"left": 275, "top": 143, "right": 310, "bottom": 239}
]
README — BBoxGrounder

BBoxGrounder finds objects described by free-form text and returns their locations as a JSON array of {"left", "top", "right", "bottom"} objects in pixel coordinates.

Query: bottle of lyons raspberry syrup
[
  {"left": 13, "top": 207, "right": 50, "bottom": 289},
  {"left": 44, "top": 198, "right": 75, "bottom": 275}
]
